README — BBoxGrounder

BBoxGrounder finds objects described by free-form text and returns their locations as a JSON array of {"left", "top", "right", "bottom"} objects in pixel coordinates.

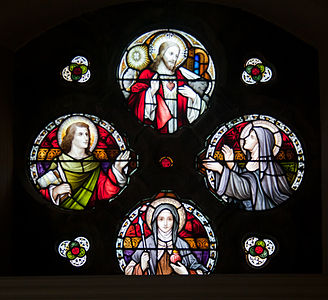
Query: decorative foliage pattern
[
  {"left": 244, "top": 236, "right": 276, "bottom": 268},
  {"left": 116, "top": 193, "right": 218, "bottom": 275},
  {"left": 62, "top": 56, "right": 91, "bottom": 83},
  {"left": 58, "top": 237, "right": 90, "bottom": 267},
  {"left": 241, "top": 58, "right": 272, "bottom": 84}
]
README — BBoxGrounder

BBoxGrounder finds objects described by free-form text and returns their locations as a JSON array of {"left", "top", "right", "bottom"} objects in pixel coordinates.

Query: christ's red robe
[{"left": 128, "top": 69, "right": 189, "bottom": 134}]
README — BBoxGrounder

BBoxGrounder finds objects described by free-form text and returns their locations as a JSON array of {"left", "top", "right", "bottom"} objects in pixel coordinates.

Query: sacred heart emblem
[{"left": 166, "top": 81, "right": 175, "bottom": 91}]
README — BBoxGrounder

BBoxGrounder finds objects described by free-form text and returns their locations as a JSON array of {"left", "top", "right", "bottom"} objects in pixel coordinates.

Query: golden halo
[
  {"left": 146, "top": 197, "right": 186, "bottom": 232},
  {"left": 149, "top": 32, "right": 188, "bottom": 67},
  {"left": 240, "top": 120, "right": 282, "bottom": 156},
  {"left": 57, "top": 115, "right": 98, "bottom": 152},
  {"left": 127, "top": 45, "right": 150, "bottom": 71}
]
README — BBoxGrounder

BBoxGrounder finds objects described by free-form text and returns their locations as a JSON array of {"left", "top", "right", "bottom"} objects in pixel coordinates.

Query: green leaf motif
[
  {"left": 252, "top": 74, "right": 262, "bottom": 81},
  {"left": 259, "top": 249, "right": 268, "bottom": 259},
  {"left": 249, "top": 246, "right": 257, "bottom": 256},
  {"left": 245, "top": 65, "right": 253, "bottom": 74},
  {"left": 69, "top": 241, "right": 79, "bottom": 250},
  {"left": 255, "top": 240, "right": 266, "bottom": 247},
  {"left": 78, "top": 247, "right": 86, "bottom": 258},
  {"left": 80, "top": 65, "right": 88, "bottom": 75},
  {"left": 66, "top": 250, "right": 76, "bottom": 260},
  {"left": 69, "top": 63, "right": 78, "bottom": 72},
  {"left": 256, "top": 64, "right": 265, "bottom": 73},
  {"left": 71, "top": 74, "right": 82, "bottom": 81}
]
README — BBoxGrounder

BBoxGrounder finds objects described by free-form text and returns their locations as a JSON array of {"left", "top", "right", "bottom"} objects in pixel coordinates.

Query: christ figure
[{"left": 128, "top": 41, "right": 208, "bottom": 133}]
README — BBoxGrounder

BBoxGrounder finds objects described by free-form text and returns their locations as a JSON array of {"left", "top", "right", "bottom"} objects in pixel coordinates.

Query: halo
[
  {"left": 149, "top": 32, "right": 188, "bottom": 67},
  {"left": 240, "top": 120, "right": 282, "bottom": 156},
  {"left": 58, "top": 115, "right": 98, "bottom": 152},
  {"left": 146, "top": 197, "right": 186, "bottom": 232},
  {"left": 127, "top": 45, "right": 150, "bottom": 71}
]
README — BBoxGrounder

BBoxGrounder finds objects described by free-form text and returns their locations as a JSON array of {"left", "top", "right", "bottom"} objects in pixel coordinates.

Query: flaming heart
[
  {"left": 170, "top": 250, "right": 182, "bottom": 264},
  {"left": 166, "top": 81, "right": 175, "bottom": 91}
]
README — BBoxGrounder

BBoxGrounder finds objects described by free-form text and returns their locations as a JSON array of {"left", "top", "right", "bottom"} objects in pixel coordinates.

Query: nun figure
[
  {"left": 125, "top": 197, "right": 207, "bottom": 275},
  {"left": 203, "top": 120, "right": 292, "bottom": 211}
]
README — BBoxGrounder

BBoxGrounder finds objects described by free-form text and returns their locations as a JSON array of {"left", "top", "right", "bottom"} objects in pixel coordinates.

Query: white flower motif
[
  {"left": 244, "top": 236, "right": 276, "bottom": 268},
  {"left": 241, "top": 58, "right": 272, "bottom": 85},
  {"left": 61, "top": 56, "right": 91, "bottom": 83},
  {"left": 58, "top": 236, "right": 90, "bottom": 267}
]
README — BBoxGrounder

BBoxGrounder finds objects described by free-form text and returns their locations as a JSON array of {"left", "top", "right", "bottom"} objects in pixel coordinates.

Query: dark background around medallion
[{"left": 12, "top": 1, "right": 320, "bottom": 275}]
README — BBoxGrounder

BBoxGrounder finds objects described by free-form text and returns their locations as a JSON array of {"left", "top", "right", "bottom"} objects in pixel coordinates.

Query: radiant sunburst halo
[{"left": 127, "top": 45, "right": 150, "bottom": 71}]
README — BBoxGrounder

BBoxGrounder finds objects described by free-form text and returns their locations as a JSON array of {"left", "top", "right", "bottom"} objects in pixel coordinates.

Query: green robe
[{"left": 49, "top": 153, "right": 101, "bottom": 210}]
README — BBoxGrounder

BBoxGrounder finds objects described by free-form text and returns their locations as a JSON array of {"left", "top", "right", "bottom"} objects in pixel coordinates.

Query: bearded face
[{"left": 162, "top": 45, "right": 180, "bottom": 71}]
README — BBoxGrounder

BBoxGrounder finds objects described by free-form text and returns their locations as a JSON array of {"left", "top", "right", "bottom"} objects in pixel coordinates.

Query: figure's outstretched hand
[
  {"left": 52, "top": 183, "right": 71, "bottom": 201},
  {"left": 222, "top": 145, "right": 234, "bottom": 169},
  {"left": 203, "top": 157, "right": 223, "bottom": 174},
  {"left": 114, "top": 150, "right": 131, "bottom": 174},
  {"left": 170, "top": 261, "right": 189, "bottom": 275},
  {"left": 140, "top": 251, "right": 150, "bottom": 272},
  {"left": 150, "top": 73, "right": 160, "bottom": 97},
  {"left": 178, "top": 85, "right": 197, "bottom": 101}
]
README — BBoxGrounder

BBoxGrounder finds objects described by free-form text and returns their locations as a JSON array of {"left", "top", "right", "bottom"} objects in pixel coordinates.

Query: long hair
[
  {"left": 151, "top": 204, "right": 179, "bottom": 246},
  {"left": 150, "top": 41, "right": 179, "bottom": 72},
  {"left": 61, "top": 122, "right": 91, "bottom": 155}
]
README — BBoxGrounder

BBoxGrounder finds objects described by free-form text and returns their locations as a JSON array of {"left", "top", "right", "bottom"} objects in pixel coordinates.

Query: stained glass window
[
  {"left": 12, "top": 1, "right": 320, "bottom": 279},
  {"left": 241, "top": 58, "right": 272, "bottom": 85},
  {"left": 58, "top": 237, "right": 90, "bottom": 267},
  {"left": 116, "top": 192, "right": 217, "bottom": 275},
  {"left": 117, "top": 29, "right": 216, "bottom": 134},
  {"left": 201, "top": 114, "right": 304, "bottom": 211},
  {"left": 61, "top": 56, "right": 91, "bottom": 83},
  {"left": 243, "top": 236, "right": 277, "bottom": 268},
  {"left": 28, "top": 114, "right": 137, "bottom": 210}
]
